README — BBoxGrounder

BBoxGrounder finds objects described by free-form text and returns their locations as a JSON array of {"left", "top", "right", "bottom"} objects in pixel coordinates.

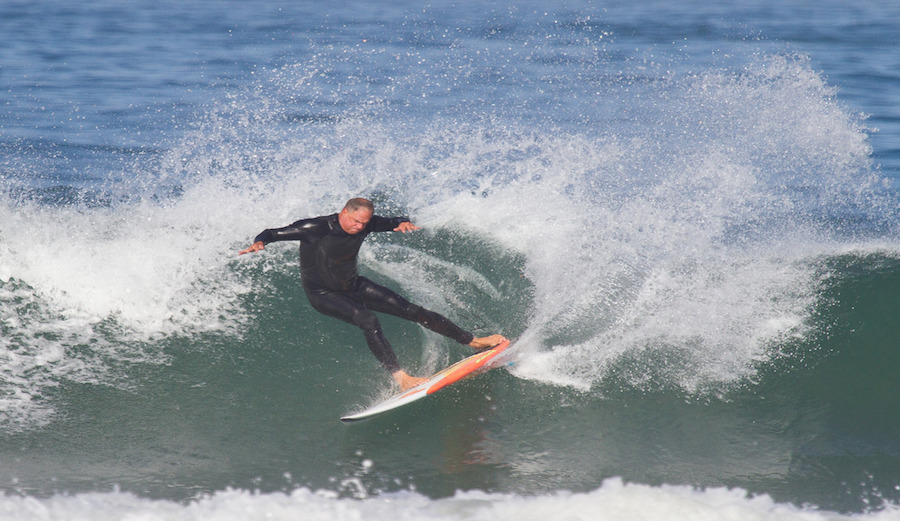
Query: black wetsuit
[{"left": 254, "top": 213, "right": 475, "bottom": 372}]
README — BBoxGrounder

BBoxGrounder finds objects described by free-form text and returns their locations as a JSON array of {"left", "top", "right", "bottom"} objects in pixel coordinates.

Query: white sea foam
[
  {"left": 410, "top": 55, "right": 896, "bottom": 393},
  {"left": 0, "top": 176, "right": 261, "bottom": 428},
  {"left": 1, "top": 479, "right": 898, "bottom": 521}
]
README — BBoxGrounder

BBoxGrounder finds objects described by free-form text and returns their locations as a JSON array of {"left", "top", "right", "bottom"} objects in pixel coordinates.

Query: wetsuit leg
[
  {"left": 304, "top": 288, "right": 401, "bottom": 373},
  {"left": 355, "top": 277, "right": 475, "bottom": 345}
]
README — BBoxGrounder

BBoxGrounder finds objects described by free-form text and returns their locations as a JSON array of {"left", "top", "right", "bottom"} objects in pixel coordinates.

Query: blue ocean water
[{"left": 2, "top": 1, "right": 900, "bottom": 519}]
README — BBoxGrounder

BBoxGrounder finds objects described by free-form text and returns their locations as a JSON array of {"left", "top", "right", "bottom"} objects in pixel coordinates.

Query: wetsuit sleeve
[
  {"left": 369, "top": 215, "right": 410, "bottom": 233},
  {"left": 253, "top": 217, "right": 325, "bottom": 245}
]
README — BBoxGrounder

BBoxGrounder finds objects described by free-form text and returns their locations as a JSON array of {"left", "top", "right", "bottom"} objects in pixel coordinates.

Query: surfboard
[{"left": 341, "top": 339, "right": 511, "bottom": 422}]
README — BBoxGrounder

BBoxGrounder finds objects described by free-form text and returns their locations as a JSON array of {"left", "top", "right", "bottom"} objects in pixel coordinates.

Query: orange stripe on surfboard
[{"left": 426, "top": 339, "right": 510, "bottom": 394}]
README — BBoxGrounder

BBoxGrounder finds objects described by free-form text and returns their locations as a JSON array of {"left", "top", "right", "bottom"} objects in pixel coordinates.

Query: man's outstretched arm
[{"left": 238, "top": 217, "right": 327, "bottom": 255}]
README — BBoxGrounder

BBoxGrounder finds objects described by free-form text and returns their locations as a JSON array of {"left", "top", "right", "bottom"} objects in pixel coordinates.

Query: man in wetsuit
[{"left": 239, "top": 198, "right": 506, "bottom": 390}]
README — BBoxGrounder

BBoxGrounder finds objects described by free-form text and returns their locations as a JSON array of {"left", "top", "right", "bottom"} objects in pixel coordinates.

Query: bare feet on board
[
  {"left": 392, "top": 370, "right": 429, "bottom": 391},
  {"left": 468, "top": 334, "right": 508, "bottom": 351}
]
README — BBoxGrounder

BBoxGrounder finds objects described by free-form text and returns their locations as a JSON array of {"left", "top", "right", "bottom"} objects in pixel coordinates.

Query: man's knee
[{"left": 351, "top": 308, "right": 380, "bottom": 332}]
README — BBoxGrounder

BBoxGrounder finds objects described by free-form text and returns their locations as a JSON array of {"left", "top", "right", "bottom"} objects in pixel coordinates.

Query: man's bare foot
[
  {"left": 468, "top": 334, "right": 507, "bottom": 351},
  {"left": 392, "top": 370, "right": 428, "bottom": 391}
]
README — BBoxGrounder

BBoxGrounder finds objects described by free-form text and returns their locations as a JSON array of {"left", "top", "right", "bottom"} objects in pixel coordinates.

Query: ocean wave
[{"left": 2, "top": 52, "right": 899, "bottom": 432}]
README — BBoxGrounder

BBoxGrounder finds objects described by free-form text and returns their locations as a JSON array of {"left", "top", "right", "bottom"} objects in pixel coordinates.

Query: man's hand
[
  {"left": 394, "top": 221, "right": 421, "bottom": 233},
  {"left": 239, "top": 241, "right": 265, "bottom": 255}
]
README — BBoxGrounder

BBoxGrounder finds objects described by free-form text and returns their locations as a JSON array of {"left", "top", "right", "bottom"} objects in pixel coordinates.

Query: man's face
[{"left": 339, "top": 207, "right": 373, "bottom": 235}]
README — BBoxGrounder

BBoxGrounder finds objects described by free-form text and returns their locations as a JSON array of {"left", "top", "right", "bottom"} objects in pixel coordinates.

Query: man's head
[{"left": 338, "top": 198, "right": 374, "bottom": 234}]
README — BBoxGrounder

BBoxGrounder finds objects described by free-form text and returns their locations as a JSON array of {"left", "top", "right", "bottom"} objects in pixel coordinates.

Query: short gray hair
[{"left": 343, "top": 198, "right": 374, "bottom": 213}]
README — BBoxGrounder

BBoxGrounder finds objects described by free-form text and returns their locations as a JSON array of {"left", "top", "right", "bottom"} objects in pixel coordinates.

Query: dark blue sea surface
[{"left": 2, "top": 1, "right": 900, "bottom": 519}]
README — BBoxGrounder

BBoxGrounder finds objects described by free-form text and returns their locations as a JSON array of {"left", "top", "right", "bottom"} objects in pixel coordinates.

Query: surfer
[{"left": 239, "top": 198, "right": 506, "bottom": 390}]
